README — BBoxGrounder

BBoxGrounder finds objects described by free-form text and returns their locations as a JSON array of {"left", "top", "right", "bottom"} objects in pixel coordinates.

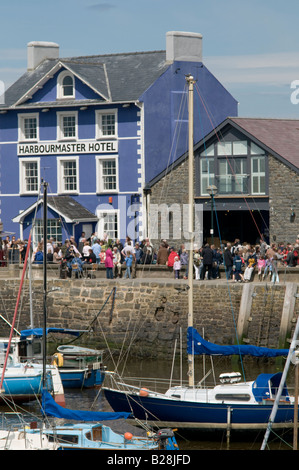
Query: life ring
[{"left": 51, "top": 353, "right": 64, "bottom": 367}]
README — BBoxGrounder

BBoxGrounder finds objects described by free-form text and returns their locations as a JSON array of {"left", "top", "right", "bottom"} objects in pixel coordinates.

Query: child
[
  {"left": 233, "top": 252, "right": 244, "bottom": 282},
  {"left": 173, "top": 256, "right": 181, "bottom": 279},
  {"left": 257, "top": 256, "right": 266, "bottom": 281},
  {"left": 263, "top": 256, "right": 272, "bottom": 280},
  {"left": 243, "top": 251, "right": 256, "bottom": 282},
  {"left": 271, "top": 254, "right": 280, "bottom": 284},
  {"left": 124, "top": 250, "right": 133, "bottom": 279}
]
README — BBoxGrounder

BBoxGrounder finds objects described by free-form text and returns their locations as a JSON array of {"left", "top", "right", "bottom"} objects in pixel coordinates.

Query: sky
[{"left": 1, "top": 0, "right": 299, "bottom": 118}]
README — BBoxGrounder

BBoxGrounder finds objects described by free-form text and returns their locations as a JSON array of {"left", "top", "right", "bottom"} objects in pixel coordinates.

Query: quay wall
[{"left": 0, "top": 278, "right": 298, "bottom": 360}]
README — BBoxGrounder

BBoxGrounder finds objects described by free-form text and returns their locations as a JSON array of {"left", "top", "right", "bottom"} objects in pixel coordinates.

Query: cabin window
[
  {"left": 215, "top": 394, "right": 251, "bottom": 401},
  {"left": 46, "top": 434, "right": 78, "bottom": 444}
]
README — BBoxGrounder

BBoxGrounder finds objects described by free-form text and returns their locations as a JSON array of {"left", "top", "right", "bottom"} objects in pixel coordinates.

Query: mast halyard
[{"left": 186, "top": 74, "right": 195, "bottom": 388}]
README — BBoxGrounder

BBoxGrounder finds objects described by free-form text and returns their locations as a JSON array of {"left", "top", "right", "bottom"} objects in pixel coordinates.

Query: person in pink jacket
[{"left": 105, "top": 246, "right": 114, "bottom": 279}]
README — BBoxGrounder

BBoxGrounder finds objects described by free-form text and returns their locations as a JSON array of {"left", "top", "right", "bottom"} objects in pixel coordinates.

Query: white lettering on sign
[{"left": 17, "top": 140, "right": 118, "bottom": 155}]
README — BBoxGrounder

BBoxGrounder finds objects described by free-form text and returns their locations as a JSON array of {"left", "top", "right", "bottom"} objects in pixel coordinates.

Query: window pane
[
  {"left": 102, "top": 160, "right": 116, "bottom": 191},
  {"left": 24, "top": 117, "right": 37, "bottom": 139},
  {"left": 101, "top": 114, "right": 115, "bottom": 136},
  {"left": 233, "top": 141, "right": 247, "bottom": 155},
  {"left": 63, "top": 161, "right": 77, "bottom": 191},
  {"left": 101, "top": 212, "right": 118, "bottom": 239},
  {"left": 200, "top": 144, "right": 214, "bottom": 156},
  {"left": 62, "top": 116, "right": 76, "bottom": 138},
  {"left": 62, "top": 76, "right": 73, "bottom": 96},
  {"left": 25, "top": 162, "right": 38, "bottom": 192},
  {"left": 217, "top": 142, "right": 232, "bottom": 156},
  {"left": 251, "top": 142, "right": 265, "bottom": 155},
  {"left": 200, "top": 158, "right": 214, "bottom": 195}
]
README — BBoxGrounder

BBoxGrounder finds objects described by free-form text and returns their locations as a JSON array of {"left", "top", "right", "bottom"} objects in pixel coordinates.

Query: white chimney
[
  {"left": 166, "top": 31, "right": 202, "bottom": 63},
  {"left": 27, "top": 41, "right": 59, "bottom": 71}
]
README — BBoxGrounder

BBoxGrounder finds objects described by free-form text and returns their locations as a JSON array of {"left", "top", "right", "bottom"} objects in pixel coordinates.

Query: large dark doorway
[{"left": 203, "top": 209, "right": 269, "bottom": 246}]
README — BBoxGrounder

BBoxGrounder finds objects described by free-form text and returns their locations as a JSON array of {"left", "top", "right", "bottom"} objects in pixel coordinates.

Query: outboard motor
[{"left": 154, "top": 428, "right": 179, "bottom": 450}]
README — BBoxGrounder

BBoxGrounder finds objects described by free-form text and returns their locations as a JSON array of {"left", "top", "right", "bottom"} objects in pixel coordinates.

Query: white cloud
[{"left": 204, "top": 52, "right": 299, "bottom": 86}]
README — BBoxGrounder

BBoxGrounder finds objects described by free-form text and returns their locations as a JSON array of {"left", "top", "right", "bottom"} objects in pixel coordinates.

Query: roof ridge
[
  {"left": 230, "top": 116, "right": 299, "bottom": 122},
  {"left": 62, "top": 50, "right": 166, "bottom": 61}
]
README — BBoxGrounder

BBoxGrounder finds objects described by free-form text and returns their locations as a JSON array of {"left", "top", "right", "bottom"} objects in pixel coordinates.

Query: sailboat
[
  {"left": 102, "top": 75, "right": 299, "bottom": 431},
  {"left": 0, "top": 231, "right": 64, "bottom": 406},
  {"left": 0, "top": 181, "right": 179, "bottom": 451}
]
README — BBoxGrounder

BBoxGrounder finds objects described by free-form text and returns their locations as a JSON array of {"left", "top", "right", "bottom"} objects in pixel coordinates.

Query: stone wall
[
  {"left": 268, "top": 154, "right": 299, "bottom": 244},
  {"left": 0, "top": 278, "right": 297, "bottom": 360}
]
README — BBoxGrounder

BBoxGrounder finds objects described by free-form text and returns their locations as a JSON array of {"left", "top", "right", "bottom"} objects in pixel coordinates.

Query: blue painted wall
[{"left": 139, "top": 61, "right": 238, "bottom": 183}]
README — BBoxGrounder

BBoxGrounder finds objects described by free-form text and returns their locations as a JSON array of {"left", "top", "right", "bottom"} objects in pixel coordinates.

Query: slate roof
[
  {"left": 12, "top": 196, "right": 98, "bottom": 223},
  {"left": 2, "top": 50, "right": 169, "bottom": 108},
  {"left": 229, "top": 117, "right": 299, "bottom": 171},
  {"left": 47, "top": 196, "right": 98, "bottom": 222}
]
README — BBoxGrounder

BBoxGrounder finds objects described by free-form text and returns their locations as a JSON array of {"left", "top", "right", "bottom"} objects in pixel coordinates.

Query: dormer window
[{"left": 57, "top": 70, "right": 75, "bottom": 99}]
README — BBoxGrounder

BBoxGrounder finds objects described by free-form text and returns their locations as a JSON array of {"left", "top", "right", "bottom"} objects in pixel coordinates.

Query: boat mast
[
  {"left": 42, "top": 181, "right": 48, "bottom": 391},
  {"left": 186, "top": 74, "right": 195, "bottom": 388}
]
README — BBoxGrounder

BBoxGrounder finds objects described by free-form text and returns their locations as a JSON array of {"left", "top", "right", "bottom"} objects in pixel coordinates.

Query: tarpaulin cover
[
  {"left": 20, "top": 328, "right": 83, "bottom": 340},
  {"left": 42, "top": 390, "right": 131, "bottom": 421},
  {"left": 187, "top": 327, "right": 289, "bottom": 357},
  {"left": 252, "top": 372, "right": 290, "bottom": 402}
]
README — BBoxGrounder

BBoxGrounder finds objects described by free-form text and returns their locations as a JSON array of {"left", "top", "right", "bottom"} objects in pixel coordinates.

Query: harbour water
[{"left": 0, "top": 357, "right": 296, "bottom": 451}]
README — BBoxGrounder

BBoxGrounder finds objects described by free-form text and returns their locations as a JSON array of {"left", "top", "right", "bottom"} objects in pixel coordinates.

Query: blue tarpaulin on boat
[
  {"left": 252, "top": 373, "right": 290, "bottom": 402},
  {"left": 42, "top": 391, "right": 131, "bottom": 421},
  {"left": 187, "top": 327, "right": 289, "bottom": 357},
  {"left": 20, "top": 328, "right": 83, "bottom": 339}
]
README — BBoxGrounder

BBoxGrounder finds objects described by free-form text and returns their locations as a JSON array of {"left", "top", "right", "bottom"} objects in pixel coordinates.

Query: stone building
[{"left": 148, "top": 117, "right": 299, "bottom": 248}]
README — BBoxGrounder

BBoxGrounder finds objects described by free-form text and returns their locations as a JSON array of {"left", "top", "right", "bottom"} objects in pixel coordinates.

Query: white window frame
[
  {"left": 57, "top": 156, "right": 79, "bottom": 194},
  {"left": 251, "top": 156, "right": 266, "bottom": 195},
  {"left": 95, "top": 109, "right": 118, "bottom": 139},
  {"left": 19, "top": 157, "right": 40, "bottom": 195},
  {"left": 96, "top": 155, "right": 119, "bottom": 193},
  {"left": 57, "top": 70, "right": 75, "bottom": 99},
  {"left": 200, "top": 158, "right": 215, "bottom": 196},
  {"left": 57, "top": 111, "right": 78, "bottom": 140},
  {"left": 18, "top": 113, "right": 39, "bottom": 142},
  {"left": 96, "top": 209, "right": 119, "bottom": 240}
]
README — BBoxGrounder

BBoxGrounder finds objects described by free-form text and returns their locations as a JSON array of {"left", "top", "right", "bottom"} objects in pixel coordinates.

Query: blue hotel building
[{"left": 0, "top": 32, "right": 237, "bottom": 246}]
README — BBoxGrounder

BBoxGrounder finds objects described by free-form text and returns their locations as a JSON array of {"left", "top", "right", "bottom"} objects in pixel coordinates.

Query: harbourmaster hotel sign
[{"left": 17, "top": 140, "right": 118, "bottom": 155}]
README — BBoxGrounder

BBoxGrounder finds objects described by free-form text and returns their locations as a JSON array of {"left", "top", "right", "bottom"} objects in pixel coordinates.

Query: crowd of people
[{"left": 1, "top": 232, "right": 298, "bottom": 282}]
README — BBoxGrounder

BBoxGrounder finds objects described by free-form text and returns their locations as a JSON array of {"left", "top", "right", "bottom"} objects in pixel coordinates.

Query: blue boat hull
[
  {"left": 1, "top": 372, "right": 53, "bottom": 403},
  {"left": 59, "top": 369, "right": 105, "bottom": 389},
  {"left": 103, "top": 388, "right": 297, "bottom": 427}
]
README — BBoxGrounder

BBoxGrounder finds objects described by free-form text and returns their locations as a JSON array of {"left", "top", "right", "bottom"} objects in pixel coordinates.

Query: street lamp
[{"left": 206, "top": 185, "right": 217, "bottom": 245}]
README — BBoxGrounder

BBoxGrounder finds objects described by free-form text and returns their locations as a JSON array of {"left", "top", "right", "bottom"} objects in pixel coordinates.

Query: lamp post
[{"left": 207, "top": 185, "right": 217, "bottom": 245}]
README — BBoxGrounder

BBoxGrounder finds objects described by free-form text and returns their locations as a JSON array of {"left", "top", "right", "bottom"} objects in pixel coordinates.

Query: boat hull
[
  {"left": 103, "top": 388, "right": 298, "bottom": 428},
  {"left": 59, "top": 368, "right": 105, "bottom": 389},
  {"left": 0, "top": 371, "right": 50, "bottom": 403}
]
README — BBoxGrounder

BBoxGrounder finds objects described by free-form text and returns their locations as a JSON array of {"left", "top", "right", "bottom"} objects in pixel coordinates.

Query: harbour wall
[{"left": 0, "top": 278, "right": 298, "bottom": 360}]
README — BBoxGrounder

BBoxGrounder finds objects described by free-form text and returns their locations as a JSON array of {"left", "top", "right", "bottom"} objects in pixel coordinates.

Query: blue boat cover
[
  {"left": 20, "top": 328, "right": 83, "bottom": 339},
  {"left": 252, "top": 373, "right": 290, "bottom": 402},
  {"left": 42, "top": 391, "right": 131, "bottom": 421},
  {"left": 187, "top": 327, "right": 289, "bottom": 357}
]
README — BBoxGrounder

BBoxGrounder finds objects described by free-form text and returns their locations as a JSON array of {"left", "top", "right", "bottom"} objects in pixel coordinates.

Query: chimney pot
[
  {"left": 166, "top": 31, "right": 202, "bottom": 63},
  {"left": 27, "top": 41, "right": 59, "bottom": 71}
]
